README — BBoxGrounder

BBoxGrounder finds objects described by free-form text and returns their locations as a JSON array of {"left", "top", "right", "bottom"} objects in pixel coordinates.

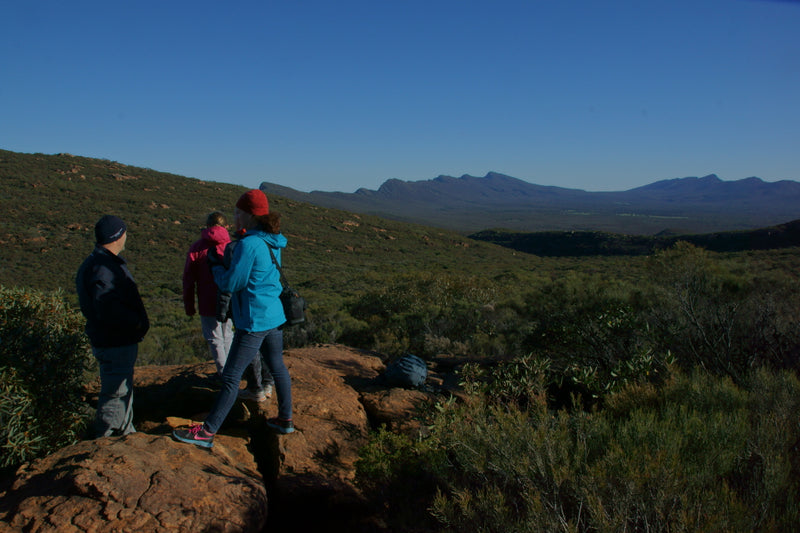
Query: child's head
[{"left": 206, "top": 211, "right": 227, "bottom": 228}]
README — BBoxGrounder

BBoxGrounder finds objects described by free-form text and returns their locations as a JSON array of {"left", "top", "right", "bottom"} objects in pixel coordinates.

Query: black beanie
[{"left": 95, "top": 215, "right": 127, "bottom": 245}]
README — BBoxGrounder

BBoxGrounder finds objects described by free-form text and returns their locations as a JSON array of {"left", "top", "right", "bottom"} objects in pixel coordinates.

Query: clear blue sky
[{"left": 2, "top": 0, "right": 798, "bottom": 193}]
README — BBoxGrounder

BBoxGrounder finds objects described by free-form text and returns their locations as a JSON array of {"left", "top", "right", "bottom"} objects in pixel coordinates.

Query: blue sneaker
[
  {"left": 266, "top": 417, "right": 294, "bottom": 434},
  {"left": 172, "top": 424, "right": 215, "bottom": 448}
]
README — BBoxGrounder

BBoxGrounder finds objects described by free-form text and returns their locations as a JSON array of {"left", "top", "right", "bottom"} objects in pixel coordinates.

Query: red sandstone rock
[
  {"left": 0, "top": 344, "right": 448, "bottom": 532},
  {"left": 0, "top": 433, "right": 266, "bottom": 532},
  {"left": 360, "top": 388, "right": 432, "bottom": 433}
]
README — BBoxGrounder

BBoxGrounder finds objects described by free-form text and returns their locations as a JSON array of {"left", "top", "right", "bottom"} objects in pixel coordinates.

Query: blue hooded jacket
[{"left": 212, "top": 229, "right": 287, "bottom": 332}]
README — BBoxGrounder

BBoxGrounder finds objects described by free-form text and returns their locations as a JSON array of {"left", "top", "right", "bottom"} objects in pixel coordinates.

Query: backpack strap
[
  {"left": 266, "top": 243, "right": 289, "bottom": 290},
  {"left": 243, "top": 232, "right": 291, "bottom": 289}
]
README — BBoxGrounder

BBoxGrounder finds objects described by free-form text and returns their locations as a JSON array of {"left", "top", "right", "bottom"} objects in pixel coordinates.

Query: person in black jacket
[{"left": 76, "top": 215, "right": 149, "bottom": 438}]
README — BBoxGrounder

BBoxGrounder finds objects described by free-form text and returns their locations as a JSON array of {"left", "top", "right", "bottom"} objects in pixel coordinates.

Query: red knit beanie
[{"left": 235, "top": 189, "right": 269, "bottom": 216}]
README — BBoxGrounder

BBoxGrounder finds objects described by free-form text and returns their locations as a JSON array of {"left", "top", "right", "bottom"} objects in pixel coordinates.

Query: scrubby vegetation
[
  {"left": 343, "top": 243, "right": 800, "bottom": 378},
  {"left": 353, "top": 242, "right": 800, "bottom": 531},
  {"left": 358, "top": 368, "right": 800, "bottom": 532},
  {"left": 0, "top": 286, "right": 93, "bottom": 468},
  {"left": 2, "top": 149, "right": 800, "bottom": 528}
]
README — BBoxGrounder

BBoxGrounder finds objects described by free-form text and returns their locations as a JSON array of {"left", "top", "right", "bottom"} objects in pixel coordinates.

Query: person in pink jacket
[{"left": 182, "top": 212, "right": 232, "bottom": 379}]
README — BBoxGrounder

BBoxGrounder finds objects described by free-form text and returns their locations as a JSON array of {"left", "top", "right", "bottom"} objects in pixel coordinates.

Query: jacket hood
[
  {"left": 201, "top": 225, "right": 232, "bottom": 246},
  {"left": 245, "top": 229, "right": 287, "bottom": 249}
]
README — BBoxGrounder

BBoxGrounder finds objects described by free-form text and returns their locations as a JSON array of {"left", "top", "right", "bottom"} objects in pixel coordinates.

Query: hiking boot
[
  {"left": 266, "top": 417, "right": 294, "bottom": 434},
  {"left": 172, "top": 424, "right": 214, "bottom": 448},
  {"left": 238, "top": 388, "right": 268, "bottom": 402}
]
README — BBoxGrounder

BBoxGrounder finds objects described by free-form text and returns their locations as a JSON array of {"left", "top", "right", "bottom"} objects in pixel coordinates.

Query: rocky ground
[{"left": 0, "top": 344, "right": 462, "bottom": 532}]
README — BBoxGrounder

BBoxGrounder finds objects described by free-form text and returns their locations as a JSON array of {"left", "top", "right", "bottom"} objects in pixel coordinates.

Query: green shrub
[
  {"left": 0, "top": 286, "right": 93, "bottom": 467},
  {"left": 460, "top": 349, "right": 674, "bottom": 413},
  {"left": 593, "top": 373, "right": 753, "bottom": 531},
  {"left": 519, "top": 274, "right": 649, "bottom": 357},
  {"left": 736, "top": 368, "right": 800, "bottom": 528},
  {"left": 358, "top": 368, "right": 800, "bottom": 532},
  {"left": 343, "top": 272, "right": 498, "bottom": 358},
  {"left": 296, "top": 294, "right": 367, "bottom": 346},
  {"left": 428, "top": 395, "right": 596, "bottom": 532},
  {"left": 0, "top": 366, "right": 43, "bottom": 467},
  {"left": 645, "top": 242, "right": 800, "bottom": 384},
  {"left": 459, "top": 353, "right": 551, "bottom": 410},
  {"left": 355, "top": 426, "right": 445, "bottom": 531}
]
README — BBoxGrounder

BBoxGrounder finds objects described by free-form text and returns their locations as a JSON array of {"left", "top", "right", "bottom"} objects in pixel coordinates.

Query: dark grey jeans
[{"left": 92, "top": 343, "right": 138, "bottom": 438}]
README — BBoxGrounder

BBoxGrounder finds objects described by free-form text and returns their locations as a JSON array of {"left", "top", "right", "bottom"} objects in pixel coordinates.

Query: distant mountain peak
[
  {"left": 259, "top": 171, "right": 800, "bottom": 235},
  {"left": 432, "top": 172, "right": 515, "bottom": 181},
  {"left": 485, "top": 171, "right": 514, "bottom": 180}
]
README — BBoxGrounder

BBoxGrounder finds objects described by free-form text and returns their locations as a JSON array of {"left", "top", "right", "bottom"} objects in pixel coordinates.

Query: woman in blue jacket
[{"left": 173, "top": 189, "right": 294, "bottom": 447}]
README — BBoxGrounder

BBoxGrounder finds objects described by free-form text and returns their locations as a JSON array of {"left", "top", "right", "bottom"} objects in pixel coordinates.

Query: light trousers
[{"left": 200, "top": 315, "right": 233, "bottom": 375}]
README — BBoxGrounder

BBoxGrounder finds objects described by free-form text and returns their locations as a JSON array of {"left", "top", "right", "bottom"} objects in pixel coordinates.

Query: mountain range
[{"left": 260, "top": 172, "right": 800, "bottom": 235}]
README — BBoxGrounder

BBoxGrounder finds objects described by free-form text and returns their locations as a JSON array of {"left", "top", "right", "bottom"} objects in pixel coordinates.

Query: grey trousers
[
  {"left": 92, "top": 343, "right": 138, "bottom": 438},
  {"left": 200, "top": 315, "right": 233, "bottom": 375}
]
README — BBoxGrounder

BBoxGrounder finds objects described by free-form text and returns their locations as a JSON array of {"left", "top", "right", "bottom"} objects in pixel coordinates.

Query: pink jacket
[{"left": 182, "top": 226, "right": 231, "bottom": 316}]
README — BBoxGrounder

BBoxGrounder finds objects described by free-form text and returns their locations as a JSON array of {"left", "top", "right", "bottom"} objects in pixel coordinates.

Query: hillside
[
  {"left": 0, "top": 150, "right": 538, "bottom": 297},
  {"left": 5, "top": 148, "right": 800, "bottom": 368},
  {"left": 1, "top": 149, "right": 548, "bottom": 366},
  {"left": 259, "top": 172, "right": 800, "bottom": 235},
  {"left": 4, "top": 149, "right": 798, "bottom": 301}
]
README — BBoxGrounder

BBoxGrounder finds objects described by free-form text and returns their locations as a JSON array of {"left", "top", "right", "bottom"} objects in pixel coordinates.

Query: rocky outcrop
[
  {"left": 0, "top": 344, "right": 454, "bottom": 532},
  {"left": 0, "top": 433, "right": 266, "bottom": 532}
]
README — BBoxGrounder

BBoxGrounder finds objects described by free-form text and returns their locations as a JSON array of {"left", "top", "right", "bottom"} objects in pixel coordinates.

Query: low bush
[
  {"left": 0, "top": 366, "right": 43, "bottom": 468},
  {"left": 0, "top": 286, "right": 93, "bottom": 467},
  {"left": 645, "top": 242, "right": 800, "bottom": 384},
  {"left": 343, "top": 273, "right": 498, "bottom": 358},
  {"left": 356, "top": 427, "right": 445, "bottom": 531},
  {"left": 460, "top": 348, "right": 673, "bottom": 413},
  {"left": 357, "top": 366, "right": 800, "bottom": 532}
]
